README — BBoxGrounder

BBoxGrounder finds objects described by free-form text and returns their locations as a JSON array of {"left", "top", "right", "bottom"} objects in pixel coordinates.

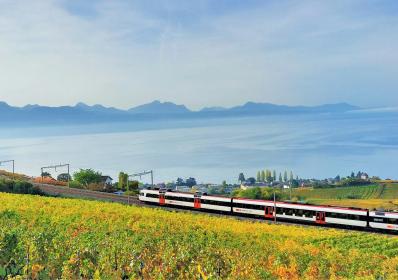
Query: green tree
[
  {"left": 73, "top": 169, "right": 102, "bottom": 188},
  {"left": 260, "top": 170, "right": 265, "bottom": 182},
  {"left": 266, "top": 169, "right": 273, "bottom": 182},
  {"left": 238, "top": 173, "right": 245, "bottom": 183},
  {"left": 57, "top": 173, "right": 71, "bottom": 182},
  {"left": 283, "top": 171, "right": 288, "bottom": 182},
  {"left": 289, "top": 171, "right": 294, "bottom": 182},
  {"left": 41, "top": 171, "right": 51, "bottom": 177},
  {"left": 279, "top": 173, "right": 283, "bottom": 182},
  {"left": 273, "top": 170, "right": 277, "bottom": 181},
  {"left": 118, "top": 172, "right": 128, "bottom": 190},
  {"left": 127, "top": 180, "right": 139, "bottom": 193},
  {"left": 257, "top": 171, "right": 261, "bottom": 182}
]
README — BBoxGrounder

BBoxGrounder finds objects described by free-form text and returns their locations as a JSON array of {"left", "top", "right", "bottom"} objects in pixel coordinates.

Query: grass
[{"left": 1, "top": 193, "right": 398, "bottom": 279}]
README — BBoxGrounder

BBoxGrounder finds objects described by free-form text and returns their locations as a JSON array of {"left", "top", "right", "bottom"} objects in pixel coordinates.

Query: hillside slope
[
  {"left": 292, "top": 183, "right": 398, "bottom": 210},
  {"left": 1, "top": 193, "right": 398, "bottom": 279}
]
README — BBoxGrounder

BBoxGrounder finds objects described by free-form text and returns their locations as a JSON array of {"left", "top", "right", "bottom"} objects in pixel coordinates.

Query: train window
[
  {"left": 389, "top": 218, "right": 398, "bottom": 224},
  {"left": 166, "top": 196, "right": 194, "bottom": 202},
  {"left": 276, "top": 207, "right": 284, "bottom": 214},
  {"left": 296, "top": 209, "right": 304, "bottom": 216},
  {"left": 304, "top": 210, "right": 315, "bottom": 218},
  {"left": 147, "top": 193, "right": 159, "bottom": 198},
  {"left": 373, "top": 218, "right": 384, "bottom": 223},
  {"left": 285, "top": 208, "right": 294, "bottom": 215},
  {"left": 328, "top": 212, "right": 337, "bottom": 218},
  {"left": 202, "top": 199, "right": 231, "bottom": 206}
]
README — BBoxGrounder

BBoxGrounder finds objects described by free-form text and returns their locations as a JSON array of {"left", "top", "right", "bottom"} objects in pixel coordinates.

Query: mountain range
[{"left": 0, "top": 100, "right": 361, "bottom": 125}]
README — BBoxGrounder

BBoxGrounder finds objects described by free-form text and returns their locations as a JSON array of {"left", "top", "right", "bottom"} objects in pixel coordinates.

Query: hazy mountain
[
  {"left": 128, "top": 100, "right": 190, "bottom": 114},
  {"left": 0, "top": 100, "right": 363, "bottom": 126},
  {"left": 75, "top": 102, "right": 125, "bottom": 114},
  {"left": 228, "top": 102, "right": 359, "bottom": 114},
  {"left": 200, "top": 106, "right": 227, "bottom": 112}
]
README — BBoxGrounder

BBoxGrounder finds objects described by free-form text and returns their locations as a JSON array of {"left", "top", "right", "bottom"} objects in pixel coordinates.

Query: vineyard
[
  {"left": 292, "top": 183, "right": 398, "bottom": 210},
  {"left": 1, "top": 193, "right": 398, "bottom": 279}
]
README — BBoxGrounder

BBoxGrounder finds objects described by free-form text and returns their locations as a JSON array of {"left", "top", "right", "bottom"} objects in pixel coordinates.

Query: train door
[
  {"left": 159, "top": 192, "right": 166, "bottom": 205},
  {"left": 265, "top": 206, "right": 274, "bottom": 219},
  {"left": 194, "top": 194, "right": 201, "bottom": 209},
  {"left": 316, "top": 212, "right": 326, "bottom": 224}
]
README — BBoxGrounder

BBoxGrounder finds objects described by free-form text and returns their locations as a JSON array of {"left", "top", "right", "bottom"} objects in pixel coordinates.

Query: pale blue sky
[{"left": 0, "top": 0, "right": 397, "bottom": 109}]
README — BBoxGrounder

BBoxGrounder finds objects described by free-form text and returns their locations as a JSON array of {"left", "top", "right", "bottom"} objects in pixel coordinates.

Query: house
[
  {"left": 101, "top": 176, "right": 113, "bottom": 186},
  {"left": 361, "top": 173, "right": 369, "bottom": 180}
]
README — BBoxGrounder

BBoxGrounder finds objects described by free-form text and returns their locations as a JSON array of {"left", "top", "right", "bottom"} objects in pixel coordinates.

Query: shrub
[
  {"left": 68, "top": 181, "right": 84, "bottom": 189},
  {"left": 0, "top": 179, "right": 43, "bottom": 195}
]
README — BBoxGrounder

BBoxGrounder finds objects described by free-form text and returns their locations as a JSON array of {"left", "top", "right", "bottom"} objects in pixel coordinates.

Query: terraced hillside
[
  {"left": 292, "top": 183, "right": 398, "bottom": 210},
  {"left": 1, "top": 193, "right": 398, "bottom": 279}
]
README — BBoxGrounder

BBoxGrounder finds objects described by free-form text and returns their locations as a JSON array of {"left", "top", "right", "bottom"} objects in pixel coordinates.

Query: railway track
[
  {"left": 33, "top": 183, "right": 396, "bottom": 236},
  {"left": 33, "top": 183, "right": 141, "bottom": 205}
]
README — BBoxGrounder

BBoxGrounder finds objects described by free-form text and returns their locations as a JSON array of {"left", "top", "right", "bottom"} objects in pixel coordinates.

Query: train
[{"left": 139, "top": 189, "right": 398, "bottom": 232}]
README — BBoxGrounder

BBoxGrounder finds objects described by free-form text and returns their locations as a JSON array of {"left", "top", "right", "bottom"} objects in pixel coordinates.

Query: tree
[
  {"left": 260, "top": 170, "right": 265, "bottom": 182},
  {"left": 283, "top": 171, "right": 288, "bottom": 182},
  {"left": 41, "top": 171, "right": 51, "bottom": 177},
  {"left": 273, "top": 170, "right": 277, "bottom": 181},
  {"left": 246, "top": 177, "right": 256, "bottom": 185},
  {"left": 186, "top": 177, "right": 197, "bottom": 188},
  {"left": 222, "top": 180, "right": 227, "bottom": 187},
  {"left": 256, "top": 171, "right": 261, "bottom": 182},
  {"left": 73, "top": 169, "right": 102, "bottom": 188},
  {"left": 350, "top": 171, "right": 355, "bottom": 178},
  {"left": 289, "top": 171, "right": 294, "bottom": 182},
  {"left": 291, "top": 179, "right": 299, "bottom": 188},
  {"left": 238, "top": 173, "right": 245, "bottom": 184},
  {"left": 266, "top": 169, "right": 272, "bottom": 182},
  {"left": 279, "top": 173, "right": 283, "bottom": 182},
  {"left": 335, "top": 175, "right": 341, "bottom": 182},
  {"left": 57, "top": 173, "right": 71, "bottom": 182},
  {"left": 118, "top": 172, "right": 128, "bottom": 190},
  {"left": 127, "top": 180, "right": 139, "bottom": 193},
  {"left": 176, "top": 178, "right": 185, "bottom": 186}
]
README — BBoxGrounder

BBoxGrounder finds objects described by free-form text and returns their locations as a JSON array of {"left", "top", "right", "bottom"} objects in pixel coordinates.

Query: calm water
[{"left": 1, "top": 112, "right": 398, "bottom": 183}]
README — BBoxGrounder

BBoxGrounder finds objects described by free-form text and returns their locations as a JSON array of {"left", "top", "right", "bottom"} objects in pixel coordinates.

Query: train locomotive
[{"left": 139, "top": 189, "right": 398, "bottom": 232}]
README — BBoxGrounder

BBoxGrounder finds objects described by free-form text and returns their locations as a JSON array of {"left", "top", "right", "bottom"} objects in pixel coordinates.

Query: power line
[{"left": 41, "top": 163, "right": 70, "bottom": 186}]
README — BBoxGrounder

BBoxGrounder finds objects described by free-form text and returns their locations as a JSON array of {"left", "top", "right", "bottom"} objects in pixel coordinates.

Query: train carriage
[
  {"left": 199, "top": 194, "right": 232, "bottom": 212},
  {"left": 139, "top": 189, "right": 232, "bottom": 213},
  {"left": 369, "top": 211, "right": 398, "bottom": 231},
  {"left": 232, "top": 198, "right": 368, "bottom": 228},
  {"left": 139, "top": 189, "right": 161, "bottom": 204}
]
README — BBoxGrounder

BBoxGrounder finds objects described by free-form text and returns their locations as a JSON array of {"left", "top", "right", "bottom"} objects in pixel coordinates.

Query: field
[
  {"left": 292, "top": 183, "right": 398, "bottom": 210},
  {"left": 1, "top": 193, "right": 398, "bottom": 279}
]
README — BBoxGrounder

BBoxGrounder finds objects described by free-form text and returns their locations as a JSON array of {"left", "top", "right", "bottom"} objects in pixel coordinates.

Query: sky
[{"left": 0, "top": 0, "right": 397, "bottom": 110}]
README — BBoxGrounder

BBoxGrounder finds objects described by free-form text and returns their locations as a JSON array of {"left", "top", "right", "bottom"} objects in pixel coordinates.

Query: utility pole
[
  {"left": 273, "top": 184, "right": 277, "bottom": 224},
  {"left": 127, "top": 170, "right": 154, "bottom": 205},
  {"left": 40, "top": 163, "right": 70, "bottom": 187},
  {"left": 127, "top": 170, "right": 154, "bottom": 188},
  {"left": 0, "top": 160, "right": 15, "bottom": 178}
]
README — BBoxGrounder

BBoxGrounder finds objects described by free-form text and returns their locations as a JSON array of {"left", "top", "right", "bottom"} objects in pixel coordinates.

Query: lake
[{"left": 1, "top": 112, "right": 398, "bottom": 183}]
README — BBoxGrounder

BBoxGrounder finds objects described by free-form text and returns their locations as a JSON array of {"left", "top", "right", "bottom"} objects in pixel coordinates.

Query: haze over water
[{"left": 1, "top": 112, "right": 397, "bottom": 183}]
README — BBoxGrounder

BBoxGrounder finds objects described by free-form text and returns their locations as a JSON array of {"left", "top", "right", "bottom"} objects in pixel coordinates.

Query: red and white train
[{"left": 139, "top": 189, "right": 398, "bottom": 232}]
